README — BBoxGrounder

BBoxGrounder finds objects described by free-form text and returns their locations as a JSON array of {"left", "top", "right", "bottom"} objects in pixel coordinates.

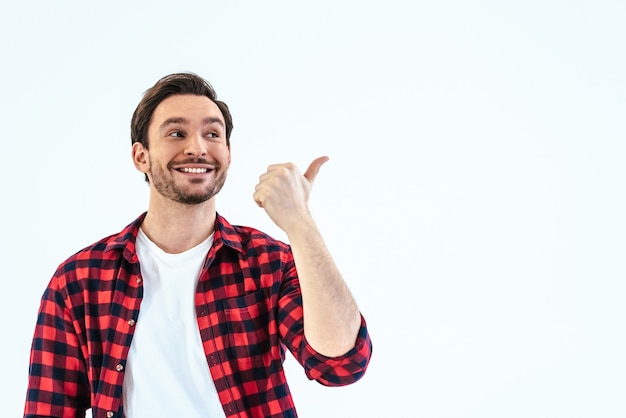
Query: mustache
[{"left": 169, "top": 158, "right": 220, "bottom": 167}]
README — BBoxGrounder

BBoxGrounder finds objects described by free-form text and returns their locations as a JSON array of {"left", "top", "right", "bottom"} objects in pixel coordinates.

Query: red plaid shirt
[{"left": 24, "top": 213, "right": 372, "bottom": 418}]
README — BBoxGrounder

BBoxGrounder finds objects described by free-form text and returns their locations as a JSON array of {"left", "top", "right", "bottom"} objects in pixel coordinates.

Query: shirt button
[
  {"left": 128, "top": 319, "right": 136, "bottom": 326},
  {"left": 115, "top": 363, "right": 124, "bottom": 372},
  {"left": 136, "top": 277, "right": 142, "bottom": 284},
  {"left": 106, "top": 412, "right": 114, "bottom": 418}
]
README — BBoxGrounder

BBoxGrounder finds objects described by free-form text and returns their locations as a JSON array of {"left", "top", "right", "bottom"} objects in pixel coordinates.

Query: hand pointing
[
  {"left": 303, "top": 156, "right": 330, "bottom": 185},
  {"left": 253, "top": 156, "right": 329, "bottom": 232}
]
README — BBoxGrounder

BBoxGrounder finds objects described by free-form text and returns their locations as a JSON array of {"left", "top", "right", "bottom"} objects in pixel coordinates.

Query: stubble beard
[{"left": 150, "top": 159, "right": 228, "bottom": 205}]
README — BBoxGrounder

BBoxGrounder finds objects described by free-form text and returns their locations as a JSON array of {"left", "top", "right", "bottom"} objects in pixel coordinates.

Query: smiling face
[{"left": 132, "top": 94, "right": 231, "bottom": 205}]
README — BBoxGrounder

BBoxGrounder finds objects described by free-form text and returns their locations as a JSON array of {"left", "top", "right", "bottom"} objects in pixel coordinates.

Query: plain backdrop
[{"left": 1, "top": 1, "right": 625, "bottom": 417}]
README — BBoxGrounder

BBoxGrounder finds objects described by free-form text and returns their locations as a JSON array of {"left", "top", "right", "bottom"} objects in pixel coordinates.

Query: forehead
[{"left": 151, "top": 94, "right": 224, "bottom": 126}]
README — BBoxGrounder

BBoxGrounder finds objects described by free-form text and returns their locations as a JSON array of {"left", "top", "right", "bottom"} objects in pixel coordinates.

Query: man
[{"left": 24, "top": 72, "right": 372, "bottom": 418}]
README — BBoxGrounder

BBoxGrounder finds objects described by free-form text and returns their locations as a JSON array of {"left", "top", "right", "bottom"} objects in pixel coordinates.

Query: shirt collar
[{"left": 103, "top": 212, "right": 244, "bottom": 262}]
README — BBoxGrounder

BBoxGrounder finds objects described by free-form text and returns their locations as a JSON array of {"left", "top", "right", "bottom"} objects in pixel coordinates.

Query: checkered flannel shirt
[{"left": 24, "top": 213, "right": 372, "bottom": 418}]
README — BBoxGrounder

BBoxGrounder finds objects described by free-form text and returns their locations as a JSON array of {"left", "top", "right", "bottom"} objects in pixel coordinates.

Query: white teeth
[{"left": 179, "top": 167, "right": 209, "bottom": 174}]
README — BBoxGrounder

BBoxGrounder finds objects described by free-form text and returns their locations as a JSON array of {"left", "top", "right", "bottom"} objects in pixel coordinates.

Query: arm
[
  {"left": 253, "top": 156, "right": 362, "bottom": 357},
  {"left": 24, "top": 281, "right": 90, "bottom": 418}
]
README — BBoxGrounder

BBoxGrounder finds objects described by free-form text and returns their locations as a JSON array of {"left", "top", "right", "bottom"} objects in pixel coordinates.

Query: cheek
[{"left": 218, "top": 146, "right": 231, "bottom": 165}]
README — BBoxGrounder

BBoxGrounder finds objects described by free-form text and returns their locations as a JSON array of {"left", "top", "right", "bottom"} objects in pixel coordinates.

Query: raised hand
[{"left": 253, "top": 156, "right": 329, "bottom": 233}]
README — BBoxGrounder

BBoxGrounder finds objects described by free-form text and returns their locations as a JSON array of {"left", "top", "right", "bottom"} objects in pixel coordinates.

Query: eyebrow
[{"left": 159, "top": 116, "right": 225, "bottom": 130}]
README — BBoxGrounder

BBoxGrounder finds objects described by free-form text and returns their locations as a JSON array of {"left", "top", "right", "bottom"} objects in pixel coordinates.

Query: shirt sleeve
[
  {"left": 24, "top": 276, "right": 91, "bottom": 418},
  {"left": 277, "top": 259, "right": 373, "bottom": 386}
]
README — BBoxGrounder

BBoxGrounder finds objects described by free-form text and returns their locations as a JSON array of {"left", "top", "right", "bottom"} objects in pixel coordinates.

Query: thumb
[{"left": 303, "top": 156, "right": 330, "bottom": 184}]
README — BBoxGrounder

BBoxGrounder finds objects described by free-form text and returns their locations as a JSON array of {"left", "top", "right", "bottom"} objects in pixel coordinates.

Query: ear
[{"left": 132, "top": 142, "right": 150, "bottom": 174}]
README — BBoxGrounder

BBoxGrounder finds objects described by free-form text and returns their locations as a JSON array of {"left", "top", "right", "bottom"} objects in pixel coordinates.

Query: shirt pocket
[{"left": 222, "top": 290, "right": 271, "bottom": 366}]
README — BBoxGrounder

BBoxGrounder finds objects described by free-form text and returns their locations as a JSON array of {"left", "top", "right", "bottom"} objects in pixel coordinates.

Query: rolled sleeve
[{"left": 300, "top": 315, "right": 372, "bottom": 386}]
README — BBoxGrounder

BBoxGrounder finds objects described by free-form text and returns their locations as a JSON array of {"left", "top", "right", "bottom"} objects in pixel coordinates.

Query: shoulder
[
  {"left": 50, "top": 214, "right": 145, "bottom": 287},
  {"left": 215, "top": 214, "right": 291, "bottom": 254}
]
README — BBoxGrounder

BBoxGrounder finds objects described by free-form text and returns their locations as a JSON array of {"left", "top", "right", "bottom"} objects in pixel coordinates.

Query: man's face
[{"left": 134, "top": 94, "right": 231, "bottom": 205}]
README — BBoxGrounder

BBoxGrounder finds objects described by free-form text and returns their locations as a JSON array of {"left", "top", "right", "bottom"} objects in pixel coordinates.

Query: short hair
[{"left": 130, "top": 72, "right": 233, "bottom": 149}]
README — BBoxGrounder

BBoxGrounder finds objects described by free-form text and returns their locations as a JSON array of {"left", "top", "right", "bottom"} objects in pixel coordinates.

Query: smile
[{"left": 177, "top": 167, "right": 211, "bottom": 174}]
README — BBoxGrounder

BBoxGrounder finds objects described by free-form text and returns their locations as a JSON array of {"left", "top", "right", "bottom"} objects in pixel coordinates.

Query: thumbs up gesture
[{"left": 253, "top": 156, "right": 329, "bottom": 233}]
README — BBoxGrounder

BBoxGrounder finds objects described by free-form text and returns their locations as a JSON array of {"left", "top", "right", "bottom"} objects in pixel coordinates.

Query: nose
[{"left": 184, "top": 133, "right": 207, "bottom": 157}]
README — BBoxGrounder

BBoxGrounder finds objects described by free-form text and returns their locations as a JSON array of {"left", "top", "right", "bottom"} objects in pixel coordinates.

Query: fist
[{"left": 253, "top": 156, "right": 329, "bottom": 231}]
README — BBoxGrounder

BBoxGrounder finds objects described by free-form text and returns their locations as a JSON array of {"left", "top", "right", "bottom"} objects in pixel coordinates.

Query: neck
[{"left": 141, "top": 196, "right": 217, "bottom": 254}]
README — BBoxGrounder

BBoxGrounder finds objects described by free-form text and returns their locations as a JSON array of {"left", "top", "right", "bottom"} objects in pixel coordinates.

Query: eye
[
  {"left": 205, "top": 132, "right": 225, "bottom": 140},
  {"left": 168, "top": 131, "right": 184, "bottom": 138}
]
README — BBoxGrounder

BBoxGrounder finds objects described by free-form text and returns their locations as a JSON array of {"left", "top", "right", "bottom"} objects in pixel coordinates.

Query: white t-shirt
[{"left": 122, "top": 229, "right": 227, "bottom": 418}]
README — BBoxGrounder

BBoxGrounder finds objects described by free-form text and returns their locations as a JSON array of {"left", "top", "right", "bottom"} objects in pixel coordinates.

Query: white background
[{"left": 1, "top": 1, "right": 625, "bottom": 417}]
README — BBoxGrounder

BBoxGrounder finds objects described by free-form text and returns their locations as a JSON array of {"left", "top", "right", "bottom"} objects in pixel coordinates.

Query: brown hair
[{"left": 130, "top": 72, "right": 233, "bottom": 148}]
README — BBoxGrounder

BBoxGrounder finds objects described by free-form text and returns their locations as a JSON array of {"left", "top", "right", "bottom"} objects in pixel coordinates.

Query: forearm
[
  {"left": 25, "top": 287, "right": 89, "bottom": 417},
  {"left": 286, "top": 219, "right": 362, "bottom": 357}
]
